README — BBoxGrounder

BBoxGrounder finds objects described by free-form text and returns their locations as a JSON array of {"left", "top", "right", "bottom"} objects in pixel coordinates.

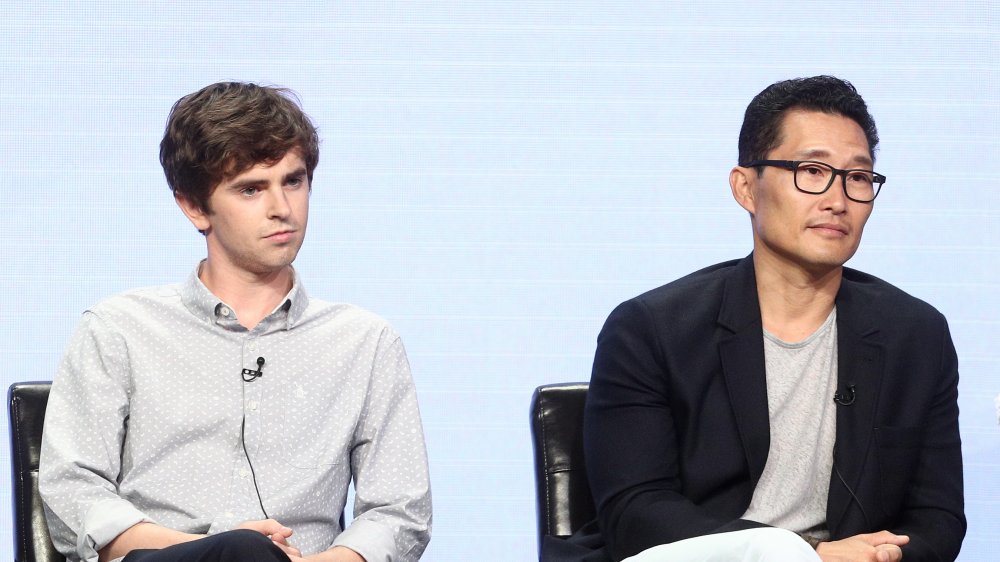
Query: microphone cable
[
  {"left": 241, "top": 414, "right": 269, "bottom": 519},
  {"left": 240, "top": 356, "right": 269, "bottom": 519},
  {"left": 833, "top": 453, "right": 871, "bottom": 529}
]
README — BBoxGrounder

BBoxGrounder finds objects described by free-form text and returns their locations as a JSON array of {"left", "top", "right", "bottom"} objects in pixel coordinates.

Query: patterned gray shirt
[{"left": 39, "top": 266, "right": 432, "bottom": 562}]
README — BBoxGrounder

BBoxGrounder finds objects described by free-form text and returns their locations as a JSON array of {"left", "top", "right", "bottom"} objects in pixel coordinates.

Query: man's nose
[
  {"left": 819, "top": 172, "right": 850, "bottom": 213},
  {"left": 268, "top": 187, "right": 292, "bottom": 219}
]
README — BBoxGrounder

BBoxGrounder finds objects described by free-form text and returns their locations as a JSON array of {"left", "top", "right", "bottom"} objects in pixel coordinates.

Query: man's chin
[
  {"left": 244, "top": 252, "right": 300, "bottom": 277},
  {"left": 798, "top": 252, "right": 857, "bottom": 277}
]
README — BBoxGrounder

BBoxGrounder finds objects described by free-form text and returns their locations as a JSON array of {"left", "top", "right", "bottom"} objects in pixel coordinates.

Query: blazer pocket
[{"left": 874, "top": 425, "right": 924, "bottom": 517}]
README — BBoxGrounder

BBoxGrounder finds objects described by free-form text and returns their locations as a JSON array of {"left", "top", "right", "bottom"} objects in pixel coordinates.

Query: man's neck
[
  {"left": 197, "top": 259, "right": 294, "bottom": 330},
  {"left": 753, "top": 251, "right": 842, "bottom": 343}
]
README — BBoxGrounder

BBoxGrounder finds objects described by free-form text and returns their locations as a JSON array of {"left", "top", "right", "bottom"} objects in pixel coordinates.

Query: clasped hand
[
  {"left": 236, "top": 519, "right": 299, "bottom": 557},
  {"left": 237, "top": 520, "right": 365, "bottom": 562},
  {"left": 817, "top": 530, "right": 909, "bottom": 562}
]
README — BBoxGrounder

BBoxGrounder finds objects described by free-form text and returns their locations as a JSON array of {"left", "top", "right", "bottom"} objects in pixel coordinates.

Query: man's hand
[
  {"left": 816, "top": 531, "right": 909, "bottom": 562},
  {"left": 237, "top": 519, "right": 300, "bottom": 557},
  {"left": 236, "top": 518, "right": 293, "bottom": 543},
  {"left": 234, "top": 520, "right": 366, "bottom": 561}
]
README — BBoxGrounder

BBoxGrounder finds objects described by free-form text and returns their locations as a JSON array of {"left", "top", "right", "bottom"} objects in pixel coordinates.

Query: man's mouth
[
  {"left": 809, "top": 223, "right": 848, "bottom": 236},
  {"left": 265, "top": 230, "right": 296, "bottom": 243}
]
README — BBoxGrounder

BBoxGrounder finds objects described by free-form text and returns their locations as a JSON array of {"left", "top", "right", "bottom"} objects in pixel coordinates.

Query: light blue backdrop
[{"left": 2, "top": 2, "right": 997, "bottom": 560}]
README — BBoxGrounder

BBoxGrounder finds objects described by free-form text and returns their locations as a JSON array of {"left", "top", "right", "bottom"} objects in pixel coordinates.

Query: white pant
[{"left": 622, "top": 528, "right": 822, "bottom": 562}]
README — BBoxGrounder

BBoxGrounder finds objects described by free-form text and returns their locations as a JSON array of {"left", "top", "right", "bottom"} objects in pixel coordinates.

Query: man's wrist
[
  {"left": 308, "top": 545, "right": 366, "bottom": 562},
  {"left": 98, "top": 522, "right": 203, "bottom": 562}
]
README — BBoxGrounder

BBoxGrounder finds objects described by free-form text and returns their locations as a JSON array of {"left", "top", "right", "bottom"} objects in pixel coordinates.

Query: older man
[{"left": 553, "top": 76, "right": 965, "bottom": 562}]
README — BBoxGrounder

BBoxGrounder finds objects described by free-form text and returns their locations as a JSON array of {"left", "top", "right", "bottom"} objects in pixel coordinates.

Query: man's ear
[
  {"left": 729, "top": 166, "right": 756, "bottom": 216},
  {"left": 175, "top": 194, "right": 211, "bottom": 233}
]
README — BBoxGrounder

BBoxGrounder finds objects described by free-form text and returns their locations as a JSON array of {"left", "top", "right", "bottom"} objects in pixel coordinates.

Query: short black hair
[{"left": 738, "top": 76, "right": 878, "bottom": 169}]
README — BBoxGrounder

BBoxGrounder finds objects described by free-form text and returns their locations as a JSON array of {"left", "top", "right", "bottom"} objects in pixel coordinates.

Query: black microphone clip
[
  {"left": 241, "top": 356, "right": 266, "bottom": 382},
  {"left": 834, "top": 383, "right": 856, "bottom": 406}
]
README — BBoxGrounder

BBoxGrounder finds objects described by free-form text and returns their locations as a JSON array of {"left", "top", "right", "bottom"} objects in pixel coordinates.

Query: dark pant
[{"left": 121, "top": 529, "right": 291, "bottom": 562}]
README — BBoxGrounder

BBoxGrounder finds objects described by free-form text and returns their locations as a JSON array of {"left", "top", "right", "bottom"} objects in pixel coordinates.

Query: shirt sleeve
[
  {"left": 331, "top": 327, "right": 432, "bottom": 562},
  {"left": 40, "top": 311, "right": 154, "bottom": 562}
]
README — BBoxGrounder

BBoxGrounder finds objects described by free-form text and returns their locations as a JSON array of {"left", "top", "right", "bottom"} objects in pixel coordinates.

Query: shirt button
[
  {"left": 248, "top": 400, "right": 259, "bottom": 411},
  {"left": 248, "top": 343, "right": 257, "bottom": 352},
  {"left": 239, "top": 468, "right": 249, "bottom": 478},
  {"left": 225, "top": 511, "right": 234, "bottom": 518},
  {"left": 219, "top": 307, "right": 231, "bottom": 317}
]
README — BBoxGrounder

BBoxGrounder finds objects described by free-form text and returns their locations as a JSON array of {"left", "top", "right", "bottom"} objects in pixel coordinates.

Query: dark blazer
[{"left": 549, "top": 256, "right": 965, "bottom": 562}]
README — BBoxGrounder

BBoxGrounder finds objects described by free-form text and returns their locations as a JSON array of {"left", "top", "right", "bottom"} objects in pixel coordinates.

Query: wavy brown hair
[{"left": 160, "top": 82, "right": 319, "bottom": 213}]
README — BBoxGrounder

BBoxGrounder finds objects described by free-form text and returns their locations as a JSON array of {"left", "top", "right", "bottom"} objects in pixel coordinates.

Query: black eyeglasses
[{"left": 740, "top": 160, "right": 886, "bottom": 203}]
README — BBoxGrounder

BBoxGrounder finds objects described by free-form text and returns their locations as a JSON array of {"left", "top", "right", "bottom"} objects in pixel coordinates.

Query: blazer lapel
[
  {"left": 717, "top": 257, "right": 771, "bottom": 484},
  {"left": 827, "top": 277, "right": 885, "bottom": 533}
]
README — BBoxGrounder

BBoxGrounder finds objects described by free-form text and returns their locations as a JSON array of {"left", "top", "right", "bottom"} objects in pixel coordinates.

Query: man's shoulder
[
  {"left": 600, "top": 258, "right": 744, "bottom": 337},
  {"left": 629, "top": 258, "right": 742, "bottom": 311},
  {"left": 86, "top": 282, "right": 184, "bottom": 318},
  {"left": 300, "top": 297, "right": 400, "bottom": 339},
  {"left": 840, "top": 266, "right": 946, "bottom": 323}
]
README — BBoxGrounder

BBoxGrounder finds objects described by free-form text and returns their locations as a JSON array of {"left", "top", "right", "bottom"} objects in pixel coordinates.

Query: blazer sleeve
[
  {"left": 583, "top": 299, "right": 764, "bottom": 561},
  {"left": 891, "top": 316, "right": 966, "bottom": 562}
]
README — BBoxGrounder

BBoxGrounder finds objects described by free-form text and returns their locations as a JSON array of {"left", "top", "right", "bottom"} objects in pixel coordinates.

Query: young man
[
  {"left": 40, "top": 83, "right": 432, "bottom": 562},
  {"left": 551, "top": 76, "right": 965, "bottom": 562}
]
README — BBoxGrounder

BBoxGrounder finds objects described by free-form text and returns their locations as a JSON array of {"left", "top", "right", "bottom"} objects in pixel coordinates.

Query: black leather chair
[
  {"left": 530, "top": 383, "right": 596, "bottom": 558},
  {"left": 9, "top": 381, "right": 64, "bottom": 562}
]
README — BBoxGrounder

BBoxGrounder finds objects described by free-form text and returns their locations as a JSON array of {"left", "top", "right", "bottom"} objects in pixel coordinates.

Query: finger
[
  {"left": 865, "top": 530, "right": 909, "bottom": 546},
  {"left": 880, "top": 533, "right": 908, "bottom": 546},
  {"left": 875, "top": 544, "right": 903, "bottom": 562},
  {"left": 272, "top": 541, "right": 302, "bottom": 558},
  {"left": 236, "top": 520, "right": 261, "bottom": 532},
  {"left": 261, "top": 519, "right": 294, "bottom": 539}
]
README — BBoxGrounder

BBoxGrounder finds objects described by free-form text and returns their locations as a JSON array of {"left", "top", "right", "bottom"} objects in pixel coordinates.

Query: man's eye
[
  {"left": 287, "top": 176, "right": 305, "bottom": 189},
  {"left": 848, "top": 172, "right": 874, "bottom": 184},
  {"left": 240, "top": 187, "right": 258, "bottom": 197}
]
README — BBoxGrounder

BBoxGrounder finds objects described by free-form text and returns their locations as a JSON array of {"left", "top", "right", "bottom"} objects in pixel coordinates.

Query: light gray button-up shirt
[{"left": 40, "top": 266, "right": 432, "bottom": 562}]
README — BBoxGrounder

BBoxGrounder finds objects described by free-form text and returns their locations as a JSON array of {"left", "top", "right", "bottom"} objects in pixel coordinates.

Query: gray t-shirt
[{"left": 742, "top": 308, "right": 838, "bottom": 539}]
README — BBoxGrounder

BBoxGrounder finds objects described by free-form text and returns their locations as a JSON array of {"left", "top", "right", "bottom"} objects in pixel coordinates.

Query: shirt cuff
[
  {"left": 798, "top": 532, "right": 823, "bottom": 549},
  {"left": 331, "top": 519, "right": 396, "bottom": 562},
  {"left": 79, "top": 498, "right": 153, "bottom": 562}
]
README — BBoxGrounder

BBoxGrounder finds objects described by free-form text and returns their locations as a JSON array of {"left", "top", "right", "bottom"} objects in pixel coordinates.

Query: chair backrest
[
  {"left": 9, "top": 381, "right": 64, "bottom": 562},
  {"left": 529, "top": 383, "right": 595, "bottom": 555}
]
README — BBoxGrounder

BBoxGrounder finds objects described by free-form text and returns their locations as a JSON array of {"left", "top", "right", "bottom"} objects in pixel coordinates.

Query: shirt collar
[{"left": 180, "top": 262, "right": 310, "bottom": 330}]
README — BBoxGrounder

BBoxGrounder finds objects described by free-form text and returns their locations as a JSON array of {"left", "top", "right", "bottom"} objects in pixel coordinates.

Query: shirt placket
[
  {"left": 239, "top": 334, "right": 266, "bottom": 514},
  {"left": 212, "top": 309, "right": 271, "bottom": 530}
]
